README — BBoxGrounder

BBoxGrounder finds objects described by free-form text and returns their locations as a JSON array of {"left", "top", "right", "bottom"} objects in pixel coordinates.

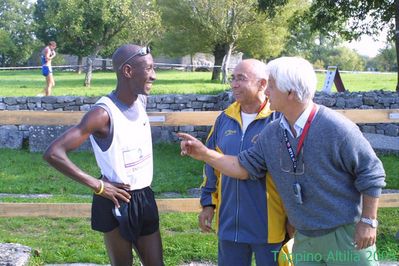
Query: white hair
[{"left": 265, "top": 57, "right": 317, "bottom": 103}]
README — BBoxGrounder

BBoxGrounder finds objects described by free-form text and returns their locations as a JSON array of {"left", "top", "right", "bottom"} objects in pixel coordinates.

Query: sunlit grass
[
  {"left": 0, "top": 210, "right": 396, "bottom": 265},
  {"left": 0, "top": 145, "right": 397, "bottom": 202},
  {"left": 0, "top": 144, "right": 203, "bottom": 198},
  {"left": 0, "top": 69, "right": 396, "bottom": 97}
]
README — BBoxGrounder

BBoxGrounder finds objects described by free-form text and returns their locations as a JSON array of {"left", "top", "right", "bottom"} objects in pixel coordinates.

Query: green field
[
  {"left": 0, "top": 69, "right": 397, "bottom": 265},
  {"left": 0, "top": 145, "right": 397, "bottom": 199},
  {"left": 0, "top": 69, "right": 396, "bottom": 97},
  {"left": 0, "top": 145, "right": 398, "bottom": 264},
  {"left": 0, "top": 209, "right": 397, "bottom": 265}
]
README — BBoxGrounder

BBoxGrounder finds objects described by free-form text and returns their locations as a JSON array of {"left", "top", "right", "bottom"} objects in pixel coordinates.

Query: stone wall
[{"left": 0, "top": 90, "right": 397, "bottom": 152}]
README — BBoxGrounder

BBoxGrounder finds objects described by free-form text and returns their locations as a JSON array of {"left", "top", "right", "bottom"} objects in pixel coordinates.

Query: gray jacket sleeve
[{"left": 339, "top": 128, "right": 386, "bottom": 197}]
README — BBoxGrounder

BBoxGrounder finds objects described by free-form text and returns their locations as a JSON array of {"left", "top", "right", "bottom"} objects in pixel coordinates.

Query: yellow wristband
[{"left": 94, "top": 180, "right": 104, "bottom": 195}]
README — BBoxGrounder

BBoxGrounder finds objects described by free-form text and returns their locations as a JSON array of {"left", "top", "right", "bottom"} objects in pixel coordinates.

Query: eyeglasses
[
  {"left": 118, "top": 46, "right": 151, "bottom": 70},
  {"left": 228, "top": 75, "right": 250, "bottom": 83},
  {"left": 228, "top": 75, "right": 262, "bottom": 84},
  {"left": 280, "top": 145, "right": 305, "bottom": 175}
]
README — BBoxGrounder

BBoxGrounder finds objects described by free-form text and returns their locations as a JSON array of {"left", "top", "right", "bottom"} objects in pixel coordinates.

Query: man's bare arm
[
  {"left": 43, "top": 107, "right": 131, "bottom": 207},
  {"left": 177, "top": 132, "right": 249, "bottom": 179}
]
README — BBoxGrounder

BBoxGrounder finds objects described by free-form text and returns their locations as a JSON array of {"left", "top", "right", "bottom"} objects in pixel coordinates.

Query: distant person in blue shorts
[{"left": 41, "top": 41, "right": 57, "bottom": 96}]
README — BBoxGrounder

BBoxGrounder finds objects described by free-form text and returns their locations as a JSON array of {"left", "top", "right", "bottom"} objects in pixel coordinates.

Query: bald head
[
  {"left": 235, "top": 59, "right": 267, "bottom": 80},
  {"left": 112, "top": 44, "right": 143, "bottom": 72}
]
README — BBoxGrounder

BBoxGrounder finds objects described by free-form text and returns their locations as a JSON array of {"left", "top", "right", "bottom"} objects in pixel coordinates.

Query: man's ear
[
  {"left": 121, "top": 64, "right": 134, "bottom": 78},
  {"left": 259, "top": 78, "right": 267, "bottom": 91},
  {"left": 287, "top": 89, "right": 297, "bottom": 101}
]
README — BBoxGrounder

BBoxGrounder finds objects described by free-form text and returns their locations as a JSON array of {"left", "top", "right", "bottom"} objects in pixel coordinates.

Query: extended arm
[
  {"left": 177, "top": 132, "right": 249, "bottom": 179},
  {"left": 43, "top": 107, "right": 130, "bottom": 207}
]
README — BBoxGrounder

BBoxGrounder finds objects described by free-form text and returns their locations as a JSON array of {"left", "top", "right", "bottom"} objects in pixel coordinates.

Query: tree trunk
[
  {"left": 221, "top": 43, "right": 234, "bottom": 84},
  {"left": 189, "top": 54, "right": 194, "bottom": 72},
  {"left": 84, "top": 47, "right": 101, "bottom": 87},
  {"left": 395, "top": 0, "right": 399, "bottom": 92},
  {"left": 211, "top": 43, "right": 226, "bottom": 81},
  {"left": 77, "top": 56, "right": 83, "bottom": 74},
  {"left": 102, "top": 56, "right": 107, "bottom": 71},
  {"left": 84, "top": 56, "right": 93, "bottom": 87}
]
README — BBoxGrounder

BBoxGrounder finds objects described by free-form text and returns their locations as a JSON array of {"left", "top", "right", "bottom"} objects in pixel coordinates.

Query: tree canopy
[
  {"left": 158, "top": 0, "right": 298, "bottom": 83},
  {"left": 0, "top": 0, "right": 37, "bottom": 66},
  {"left": 258, "top": 0, "right": 399, "bottom": 90},
  {"left": 34, "top": 0, "right": 162, "bottom": 85}
]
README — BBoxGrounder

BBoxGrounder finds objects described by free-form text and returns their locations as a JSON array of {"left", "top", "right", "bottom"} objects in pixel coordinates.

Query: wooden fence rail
[
  {"left": 0, "top": 194, "right": 398, "bottom": 218},
  {"left": 0, "top": 109, "right": 398, "bottom": 217},
  {"left": 0, "top": 109, "right": 398, "bottom": 126}
]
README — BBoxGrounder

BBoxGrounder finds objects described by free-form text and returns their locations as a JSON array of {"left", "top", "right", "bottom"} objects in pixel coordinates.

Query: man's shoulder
[
  {"left": 317, "top": 106, "right": 357, "bottom": 130},
  {"left": 257, "top": 119, "right": 280, "bottom": 141},
  {"left": 87, "top": 104, "right": 110, "bottom": 119},
  {"left": 313, "top": 106, "right": 361, "bottom": 142}
]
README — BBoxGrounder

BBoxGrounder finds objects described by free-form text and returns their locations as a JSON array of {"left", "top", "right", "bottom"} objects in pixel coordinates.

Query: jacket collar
[{"left": 224, "top": 101, "right": 274, "bottom": 124}]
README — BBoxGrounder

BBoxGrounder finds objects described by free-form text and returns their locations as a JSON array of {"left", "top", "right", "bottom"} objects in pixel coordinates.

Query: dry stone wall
[{"left": 0, "top": 91, "right": 397, "bottom": 152}]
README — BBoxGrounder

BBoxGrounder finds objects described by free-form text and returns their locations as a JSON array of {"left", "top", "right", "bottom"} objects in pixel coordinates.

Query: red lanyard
[
  {"left": 283, "top": 104, "right": 317, "bottom": 173},
  {"left": 296, "top": 104, "right": 317, "bottom": 156},
  {"left": 257, "top": 98, "right": 268, "bottom": 113}
]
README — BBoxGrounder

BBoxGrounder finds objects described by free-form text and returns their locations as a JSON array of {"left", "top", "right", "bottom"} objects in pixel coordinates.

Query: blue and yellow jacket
[{"left": 200, "top": 101, "right": 286, "bottom": 244}]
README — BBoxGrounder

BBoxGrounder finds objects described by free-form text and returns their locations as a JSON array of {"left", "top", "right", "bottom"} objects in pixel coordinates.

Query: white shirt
[
  {"left": 279, "top": 103, "right": 319, "bottom": 138},
  {"left": 90, "top": 96, "right": 153, "bottom": 189},
  {"left": 241, "top": 111, "right": 257, "bottom": 134}
]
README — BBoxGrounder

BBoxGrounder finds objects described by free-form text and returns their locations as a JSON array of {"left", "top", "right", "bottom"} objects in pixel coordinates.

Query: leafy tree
[
  {"left": 34, "top": 0, "right": 162, "bottom": 86},
  {"left": 0, "top": 0, "right": 38, "bottom": 66},
  {"left": 325, "top": 46, "right": 365, "bottom": 71},
  {"left": 290, "top": 0, "right": 399, "bottom": 91},
  {"left": 236, "top": 0, "right": 301, "bottom": 60},
  {"left": 0, "top": 30, "right": 14, "bottom": 67},
  {"left": 282, "top": 4, "right": 341, "bottom": 61},
  {"left": 370, "top": 42, "right": 397, "bottom": 72},
  {"left": 158, "top": 0, "right": 294, "bottom": 83}
]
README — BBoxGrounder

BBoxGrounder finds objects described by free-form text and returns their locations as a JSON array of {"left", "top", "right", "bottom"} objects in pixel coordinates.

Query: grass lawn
[
  {"left": 0, "top": 69, "right": 396, "bottom": 97},
  {"left": 0, "top": 210, "right": 397, "bottom": 265},
  {"left": 0, "top": 213, "right": 218, "bottom": 266},
  {"left": 0, "top": 68, "right": 397, "bottom": 264},
  {"left": 0, "top": 144, "right": 397, "bottom": 200},
  {"left": 0, "top": 145, "right": 398, "bottom": 264},
  {"left": 0, "top": 144, "right": 203, "bottom": 198}
]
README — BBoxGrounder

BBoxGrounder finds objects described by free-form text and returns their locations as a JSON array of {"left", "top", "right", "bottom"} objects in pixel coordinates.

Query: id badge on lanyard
[{"left": 283, "top": 104, "right": 317, "bottom": 205}]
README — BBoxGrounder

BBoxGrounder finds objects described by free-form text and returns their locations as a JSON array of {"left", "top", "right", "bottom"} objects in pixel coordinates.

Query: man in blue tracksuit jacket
[{"left": 198, "top": 59, "right": 288, "bottom": 266}]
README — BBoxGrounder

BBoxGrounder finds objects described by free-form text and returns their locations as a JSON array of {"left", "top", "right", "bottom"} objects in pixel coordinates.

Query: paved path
[{"left": 364, "top": 133, "right": 399, "bottom": 155}]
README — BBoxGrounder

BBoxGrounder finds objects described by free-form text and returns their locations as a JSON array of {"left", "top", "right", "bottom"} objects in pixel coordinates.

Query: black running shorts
[{"left": 91, "top": 186, "right": 159, "bottom": 243}]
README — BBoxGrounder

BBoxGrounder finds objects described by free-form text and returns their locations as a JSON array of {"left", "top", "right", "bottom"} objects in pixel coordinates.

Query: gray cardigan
[{"left": 238, "top": 105, "right": 386, "bottom": 237}]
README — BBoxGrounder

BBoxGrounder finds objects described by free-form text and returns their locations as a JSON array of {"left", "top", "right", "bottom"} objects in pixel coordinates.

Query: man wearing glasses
[
  {"left": 199, "top": 59, "right": 288, "bottom": 265},
  {"left": 44, "top": 44, "right": 164, "bottom": 265},
  {"left": 179, "top": 57, "right": 386, "bottom": 266}
]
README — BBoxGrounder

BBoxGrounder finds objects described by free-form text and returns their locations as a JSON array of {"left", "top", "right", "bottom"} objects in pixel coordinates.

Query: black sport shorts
[{"left": 91, "top": 186, "right": 159, "bottom": 243}]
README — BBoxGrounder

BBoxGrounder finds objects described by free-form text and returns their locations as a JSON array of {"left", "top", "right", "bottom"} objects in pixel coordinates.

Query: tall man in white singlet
[{"left": 44, "top": 44, "right": 164, "bottom": 266}]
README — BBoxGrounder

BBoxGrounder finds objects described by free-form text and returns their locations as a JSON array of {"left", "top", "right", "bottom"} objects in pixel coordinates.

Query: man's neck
[
  {"left": 284, "top": 100, "right": 313, "bottom": 128},
  {"left": 114, "top": 87, "right": 138, "bottom": 107},
  {"left": 240, "top": 95, "right": 266, "bottom": 114}
]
